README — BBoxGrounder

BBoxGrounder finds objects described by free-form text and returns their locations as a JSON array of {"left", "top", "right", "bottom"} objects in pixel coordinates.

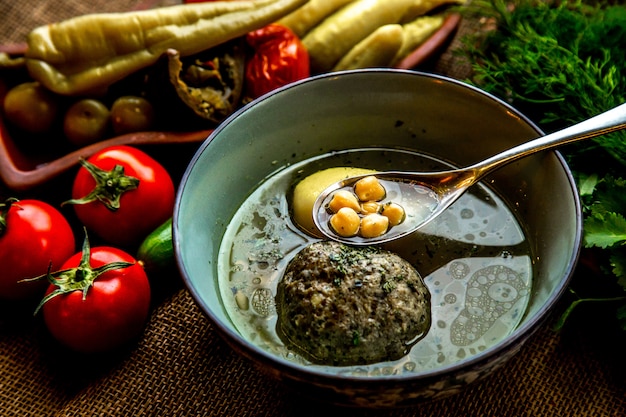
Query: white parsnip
[
  {"left": 302, "top": 0, "right": 417, "bottom": 73},
  {"left": 332, "top": 24, "right": 404, "bottom": 71},
  {"left": 277, "top": 0, "right": 356, "bottom": 38}
]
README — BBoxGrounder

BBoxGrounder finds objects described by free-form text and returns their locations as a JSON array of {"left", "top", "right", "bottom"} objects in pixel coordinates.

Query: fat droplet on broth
[
  {"left": 450, "top": 261, "right": 470, "bottom": 279},
  {"left": 444, "top": 294, "right": 457, "bottom": 304},
  {"left": 449, "top": 265, "right": 527, "bottom": 346},
  {"left": 251, "top": 288, "right": 274, "bottom": 317},
  {"left": 232, "top": 262, "right": 244, "bottom": 272},
  {"left": 251, "top": 212, "right": 267, "bottom": 230},
  {"left": 488, "top": 283, "right": 519, "bottom": 302},
  {"left": 404, "top": 361, "right": 416, "bottom": 372},
  {"left": 381, "top": 366, "right": 396, "bottom": 376},
  {"left": 460, "top": 208, "right": 474, "bottom": 219},
  {"left": 235, "top": 291, "right": 249, "bottom": 311}
]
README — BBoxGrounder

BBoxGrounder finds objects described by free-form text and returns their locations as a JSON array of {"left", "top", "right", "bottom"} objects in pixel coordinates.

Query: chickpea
[
  {"left": 354, "top": 176, "right": 386, "bottom": 202},
  {"left": 329, "top": 207, "right": 360, "bottom": 237},
  {"left": 360, "top": 201, "right": 381, "bottom": 215},
  {"left": 381, "top": 202, "right": 406, "bottom": 226},
  {"left": 360, "top": 213, "right": 389, "bottom": 238},
  {"left": 328, "top": 189, "right": 361, "bottom": 213}
]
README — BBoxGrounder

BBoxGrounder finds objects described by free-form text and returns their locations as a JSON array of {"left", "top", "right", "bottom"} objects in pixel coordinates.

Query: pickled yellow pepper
[{"left": 24, "top": 0, "right": 308, "bottom": 95}]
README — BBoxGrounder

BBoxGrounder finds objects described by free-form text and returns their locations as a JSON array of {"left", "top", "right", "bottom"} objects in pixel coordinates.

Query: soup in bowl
[{"left": 173, "top": 69, "right": 581, "bottom": 407}]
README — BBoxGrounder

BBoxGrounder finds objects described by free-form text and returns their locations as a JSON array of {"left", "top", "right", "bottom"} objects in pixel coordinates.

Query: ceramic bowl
[{"left": 173, "top": 69, "right": 582, "bottom": 408}]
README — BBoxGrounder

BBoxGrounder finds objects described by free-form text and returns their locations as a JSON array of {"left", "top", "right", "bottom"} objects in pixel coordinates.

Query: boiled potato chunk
[{"left": 292, "top": 167, "right": 375, "bottom": 236}]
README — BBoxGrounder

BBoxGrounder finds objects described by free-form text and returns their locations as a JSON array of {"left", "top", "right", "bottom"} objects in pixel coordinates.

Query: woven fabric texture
[{"left": 0, "top": 1, "right": 625, "bottom": 416}]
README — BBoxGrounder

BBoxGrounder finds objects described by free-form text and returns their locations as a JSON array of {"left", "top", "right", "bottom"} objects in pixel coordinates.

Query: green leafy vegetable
[
  {"left": 583, "top": 175, "right": 626, "bottom": 249},
  {"left": 584, "top": 211, "right": 626, "bottom": 250},
  {"left": 461, "top": 0, "right": 626, "bottom": 330}
]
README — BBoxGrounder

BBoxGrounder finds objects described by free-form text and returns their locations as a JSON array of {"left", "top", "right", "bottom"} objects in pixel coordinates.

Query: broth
[{"left": 217, "top": 149, "right": 532, "bottom": 375}]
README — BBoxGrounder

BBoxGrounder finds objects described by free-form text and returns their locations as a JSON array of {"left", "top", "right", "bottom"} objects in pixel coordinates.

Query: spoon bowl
[{"left": 314, "top": 102, "right": 626, "bottom": 245}]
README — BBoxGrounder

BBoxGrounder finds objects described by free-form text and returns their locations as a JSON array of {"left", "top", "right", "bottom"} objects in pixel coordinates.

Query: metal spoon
[{"left": 313, "top": 102, "right": 626, "bottom": 245}]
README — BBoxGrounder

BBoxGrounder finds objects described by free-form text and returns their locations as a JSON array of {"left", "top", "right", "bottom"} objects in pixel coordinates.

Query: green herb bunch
[{"left": 461, "top": 0, "right": 626, "bottom": 330}]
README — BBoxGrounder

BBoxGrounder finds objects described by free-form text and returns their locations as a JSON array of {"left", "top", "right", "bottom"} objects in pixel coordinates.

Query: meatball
[{"left": 275, "top": 241, "right": 431, "bottom": 366}]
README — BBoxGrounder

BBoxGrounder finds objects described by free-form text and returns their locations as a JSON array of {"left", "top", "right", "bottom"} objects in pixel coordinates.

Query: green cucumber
[{"left": 137, "top": 217, "right": 174, "bottom": 273}]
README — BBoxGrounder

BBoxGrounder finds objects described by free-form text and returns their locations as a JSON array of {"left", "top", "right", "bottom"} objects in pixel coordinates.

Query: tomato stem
[
  {"left": 0, "top": 197, "right": 20, "bottom": 237},
  {"left": 62, "top": 159, "right": 140, "bottom": 211},
  {"left": 24, "top": 230, "right": 134, "bottom": 315}
]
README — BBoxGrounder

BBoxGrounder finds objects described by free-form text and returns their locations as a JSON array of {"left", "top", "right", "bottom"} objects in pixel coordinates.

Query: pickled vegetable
[
  {"left": 63, "top": 98, "right": 110, "bottom": 146},
  {"left": 110, "top": 96, "right": 155, "bottom": 135},
  {"left": 3, "top": 82, "right": 59, "bottom": 134}
]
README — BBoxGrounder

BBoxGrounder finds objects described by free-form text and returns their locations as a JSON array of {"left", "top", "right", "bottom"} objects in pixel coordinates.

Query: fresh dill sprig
[{"left": 463, "top": 0, "right": 626, "bottom": 167}]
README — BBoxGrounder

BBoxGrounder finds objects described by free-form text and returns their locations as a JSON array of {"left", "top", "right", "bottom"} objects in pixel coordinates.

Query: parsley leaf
[{"left": 584, "top": 211, "right": 626, "bottom": 249}]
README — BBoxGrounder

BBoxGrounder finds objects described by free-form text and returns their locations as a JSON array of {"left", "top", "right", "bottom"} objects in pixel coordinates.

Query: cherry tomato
[
  {"left": 40, "top": 242, "right": 151, "bottom": 353},
  {"left": 65, "top": 146, "right": 175, "bottom": 247},
  {"left": 0, "top": 198, "right": 75, "bottom": 300},
  {"left": 245, "top": 24, "right": 310, "bottom": 100}
]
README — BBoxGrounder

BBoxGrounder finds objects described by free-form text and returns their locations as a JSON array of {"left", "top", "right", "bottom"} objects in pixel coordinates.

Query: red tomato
[
  {"left": 41, "top": 244, "right": 151, "bottom": 353},
  {"left": 245, "top": 24, "right": 310, "bottom": 99},
  {"left": 67, "top": 146, "right": 174, "bottom": 247},
  {"left": 0, "top": 198, "right": 75, "bottom": 300}
]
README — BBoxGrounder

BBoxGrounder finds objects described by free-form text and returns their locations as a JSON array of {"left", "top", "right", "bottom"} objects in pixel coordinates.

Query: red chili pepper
[{"left": 245, "top": 23, "right": 310, "bottom": 100}]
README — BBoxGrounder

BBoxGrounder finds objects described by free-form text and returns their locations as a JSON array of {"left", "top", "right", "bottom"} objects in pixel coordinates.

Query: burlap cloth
[{"left": 1, "top": 1, "right": 625, "bottom": 416}]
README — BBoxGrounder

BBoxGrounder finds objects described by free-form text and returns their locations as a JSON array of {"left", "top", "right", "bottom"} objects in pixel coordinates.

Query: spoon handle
[{"left": 470, "top": 102, "right": 626, "bottom": 179}]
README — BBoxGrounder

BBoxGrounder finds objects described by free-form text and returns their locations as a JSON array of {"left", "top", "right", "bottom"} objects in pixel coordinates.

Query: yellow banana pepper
[{"left": 24, "top": 0, "right": 308, "bottom": 95}]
